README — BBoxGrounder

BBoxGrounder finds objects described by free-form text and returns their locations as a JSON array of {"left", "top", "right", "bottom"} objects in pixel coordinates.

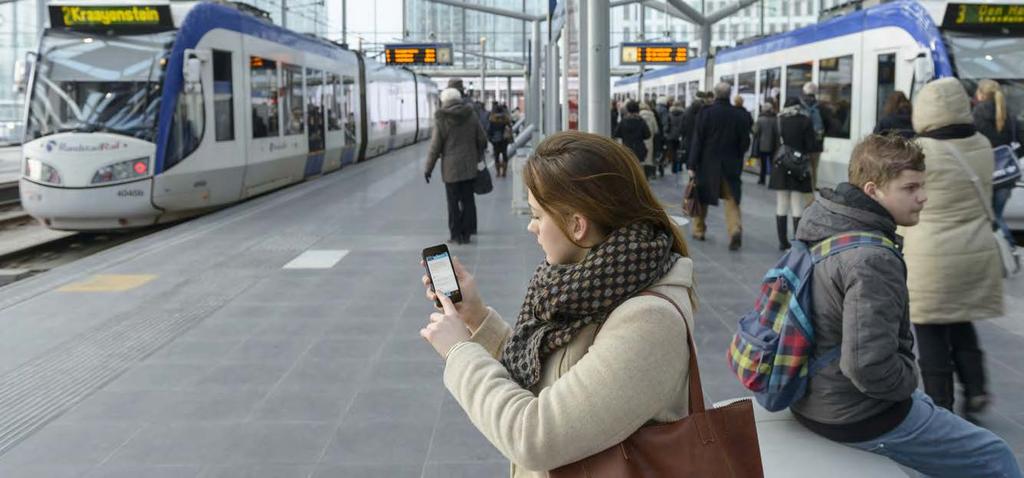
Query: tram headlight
[
  {"left": 91, "top": 157, "right": 150, "bottom": 185},
  {"left": 24, "top": 158, "right": 63, "bottom": 185}
]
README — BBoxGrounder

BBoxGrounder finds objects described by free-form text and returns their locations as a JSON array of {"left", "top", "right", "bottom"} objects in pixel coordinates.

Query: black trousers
[
  {"left": 493, "top": 141, "right": 509, "bottom": 167},
  {"left": 445, "top": 179, "right": 476, "bottom": 241},
  {"left": 914, "top": 322, "right": 987, "bottom": 404}
]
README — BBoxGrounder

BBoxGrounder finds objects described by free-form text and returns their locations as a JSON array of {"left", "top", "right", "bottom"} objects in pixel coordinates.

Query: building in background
[
  {"left": 0, "top": 0, "right": 44, "bottom": 144},
  {"left": 247, "top": 0, "right": 327, "bottom": 36}
]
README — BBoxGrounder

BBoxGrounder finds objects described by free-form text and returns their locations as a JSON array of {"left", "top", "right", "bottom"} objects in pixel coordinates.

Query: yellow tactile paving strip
[{"left": 57, "top": 274, "right": 157, "bottom": 292}]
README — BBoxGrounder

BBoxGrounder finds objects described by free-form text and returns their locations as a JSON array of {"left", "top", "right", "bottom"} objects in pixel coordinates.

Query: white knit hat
[{"left": 440, "top": 88, "right": 462, "bottom": 104}]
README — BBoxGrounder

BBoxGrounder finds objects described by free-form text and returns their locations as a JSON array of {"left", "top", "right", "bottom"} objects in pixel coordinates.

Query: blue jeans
[
  {"left": 994, "top": 186, "right": 1017, "bottom": 246},
  {"left": 846, "top": 390, "right": 1022, "bottom": 478}
]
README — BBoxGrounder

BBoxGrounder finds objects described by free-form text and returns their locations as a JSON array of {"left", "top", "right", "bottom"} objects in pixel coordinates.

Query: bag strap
[
  {"left": 810, "top": 232, "right": 900, "bottom": 263},
  {"left": 942, "top": 142, "right": 999, "bottom": 226},
  {"left": 637, "top": 290, "right": 706, "bottom": 414},
  {"left": 776, "top": 116, "right": 786, "bottom": 147}
]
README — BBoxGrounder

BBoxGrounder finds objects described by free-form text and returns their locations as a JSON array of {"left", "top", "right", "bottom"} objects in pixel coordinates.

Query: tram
[
  {"left": 613, "top": 0, "right": 1024, "bottom": 229},
  {"left": 19, "top": 1, "right": 438, "bottom": 231}
]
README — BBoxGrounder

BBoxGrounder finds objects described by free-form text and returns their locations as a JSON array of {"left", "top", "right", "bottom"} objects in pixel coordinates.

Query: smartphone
[{"left": 422, "top": 244, "right": 463, "bottom": 307}]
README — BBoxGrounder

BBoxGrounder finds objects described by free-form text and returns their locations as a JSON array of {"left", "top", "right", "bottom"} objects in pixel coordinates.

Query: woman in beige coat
[
  {"left": 904, "top": 77, "right": 1003, "bottom": 417},
  {"left": 419, "top": 131, "right": 696, "bottom": 477},
  {"left": 639, "top": 101, "right": 661, "bottom": 174}
]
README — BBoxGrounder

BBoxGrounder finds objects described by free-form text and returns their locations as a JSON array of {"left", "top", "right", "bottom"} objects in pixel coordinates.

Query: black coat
[
  {"left": 873, "top": 112, "right": 914, "bottom": 139},
  {"left": 769, "top": 111, "right": 815, "bottom": 193},
  {"left": 689, "top": 99, "right": 753, "bottom": 206},
  {"left": 666, "top": 106, "right": 686, "bottom": 143},
  {"left": 680, "top": 102, "right": 703, "bottom": 155},
  {"left": 973, "top": 100, "right": 1018, "bottom": 148},
  {"left": 614, "top": 115, "right": 651, "bottom": 162}
]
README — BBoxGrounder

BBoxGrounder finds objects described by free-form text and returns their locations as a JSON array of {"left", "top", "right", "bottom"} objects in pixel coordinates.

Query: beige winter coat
[
  {"left": 901, "top": 78, "right": 1003, "bottom": 324},
  {"left": 639, "top": 109, "right": 660, "bottom": 164},
  {"left": 443, "top": 258, "right": 695, "bottom": 478}
]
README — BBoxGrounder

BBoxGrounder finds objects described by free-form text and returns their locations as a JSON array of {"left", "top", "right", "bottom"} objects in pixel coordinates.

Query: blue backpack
[{"left": 727, "top": 232, "right": 901, "bottom": 412}]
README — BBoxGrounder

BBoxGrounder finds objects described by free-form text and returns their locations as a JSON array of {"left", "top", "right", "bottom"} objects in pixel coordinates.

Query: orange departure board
[
  {"left": 384, "top": 44, "right": 454, "bottom": 65},
  {"left": 620, "top": 43, "right": 689, "bottom": 64}
]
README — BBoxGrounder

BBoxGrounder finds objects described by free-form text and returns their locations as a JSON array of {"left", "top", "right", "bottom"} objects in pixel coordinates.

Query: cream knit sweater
[{"left": 443, "top": 258, "right": 696, "bottom": 477}]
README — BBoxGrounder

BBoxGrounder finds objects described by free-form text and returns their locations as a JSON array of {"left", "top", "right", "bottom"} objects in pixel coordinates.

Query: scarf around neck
[{"left": 501, "top": 222, "right": 679, "bottom": 389}]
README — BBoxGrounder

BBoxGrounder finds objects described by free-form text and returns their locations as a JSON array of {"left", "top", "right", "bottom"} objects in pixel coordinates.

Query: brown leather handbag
[
  {"left": 548, "top": 291, "right": 764, "bottom": 478},
  {"left": 682, "top": 178, "right": 705, "bottom": 219}
]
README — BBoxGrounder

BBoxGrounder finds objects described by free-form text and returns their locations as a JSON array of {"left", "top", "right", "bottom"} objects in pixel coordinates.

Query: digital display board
[
  {"left": 943, "top": 3, "right": 1024, "bottom": 31},
  {"left": 50, "top": 5, "right": 174, "bottom": 31},
  {"left": 384, "top": 44, "right": 454, "bottom": 66},
  {"left": 620, "top": 42, "right": 689, "bottom": 65}
]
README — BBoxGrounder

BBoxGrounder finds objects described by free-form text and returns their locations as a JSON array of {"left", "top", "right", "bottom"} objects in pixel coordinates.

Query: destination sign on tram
[
  {"left": 49, "top": 5, "right": 174, "bottom": 31},
  {"left": 943, "top": 3, "right": 1024, "bottom": 31},
  {"left": 384, "top": 44, "right": 454, "bottom": 66},
  {"left": 620, "top": 43, "right": 689, "bottom": 65}
]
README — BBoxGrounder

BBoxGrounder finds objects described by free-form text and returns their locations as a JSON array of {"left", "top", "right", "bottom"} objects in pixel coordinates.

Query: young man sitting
[{"left": 791, "top": 134, "right": 1021, "bottom": 477}]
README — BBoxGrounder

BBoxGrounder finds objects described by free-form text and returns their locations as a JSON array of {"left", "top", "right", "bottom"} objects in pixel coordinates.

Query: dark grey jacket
[
  {"left": 426, "top": 101, "right": 487, "bottom": 183},
  {"left": 790, "top": 184, "right": 919, "bottom": 425}
]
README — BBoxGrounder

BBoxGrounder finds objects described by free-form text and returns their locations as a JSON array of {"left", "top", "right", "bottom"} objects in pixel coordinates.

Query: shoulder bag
[
  {"left": 474, "top": 160, "right": 493, "bottom": 195},
  {"left": 993, "top": 117, "right": 1022, "bottom": 189},
  {"left": 549, "top": 291, "right": 764, "bottom": 478},
  {"left": 944, "top": 143, "right": 1020, "bottom": 277},
  {"left": 773, "top": 116, "right": 810, "bottom": 181},
  {"left": 682, "top": 177, "right": 704, "bottom": 219}
]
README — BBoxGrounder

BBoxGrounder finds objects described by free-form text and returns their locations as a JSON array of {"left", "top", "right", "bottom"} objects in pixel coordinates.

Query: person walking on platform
[
  {"left": 800, "top": 82, "right": 827, "bottom": 190},
  {"left": 655, "top": 96, "right": 671, "bottom": 177},
  {"left": 771, "top": 97, "right": 816, "bottom": 250},
  {"left": 751, "top": 102, "right": 779, "bottom": 185},
  {"left": 418, "top": 130, "right": 698, "bottom": 478},
  {"left": 790, "top": 133, "right": 1021, "bottom": 478},
  {"left": 874, "top": 91, "right": 914, "bottom": 139},
  {"left": 907, "top": 78, "right": 1004, "bottom": 418},
  {"left": 425, "top": 88, "right": 487, "bottom": 245},
  {"left": 610, "top": 99, "right": 620, "bottom": 134},
  {"left": 665, "top": 97, "right": 686, "bottom": 175},
  {"left": 488, "top": 103, "right": 513, "bottom": 178},
  {"left": 679, "top": 92, "right": 707, "bottom": 176},
  {"left": 688, "top": 82, "right": 752, "bottom": 250},
  {"left": 612, "top": 100, "right": 651, "bottom": 165},
  {"left": 639, "top": 101, "right": 660, "bottom": 180},
  {"left": 973, "top": 79, "right": 1020, "bottom": 247}
]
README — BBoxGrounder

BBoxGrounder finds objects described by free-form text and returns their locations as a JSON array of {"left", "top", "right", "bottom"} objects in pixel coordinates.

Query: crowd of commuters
[{"left": 419, "top": 75, "right": 1021, "bottom": 477}]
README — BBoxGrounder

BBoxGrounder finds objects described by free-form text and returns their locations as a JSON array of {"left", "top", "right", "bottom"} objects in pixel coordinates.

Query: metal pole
[
  {"left": 281, "top": 0, "right": 287, "bottom": 28},
  {"left": 480, "top": 37, "right": 487, "bottom": 104},
  {"left": 545, "top": 40, "right": 559, "bottom": 134},
  {"left": 342, "top": 0, "right": 347, "bottom": 45},
  {"left": 638, "top": 3, "right": 645, "bottom": 100},
  {"left": 579, "top": 0, "right": 589, "bottom": 131},
  {"left": 760, "top": 0, "right": 764, "bottom": 35},
  {"left": 507, "top": 76, "right": 512, "bottom": 107},
  {"left": 586, "top": 0, "right": 611, "bottom": 136},
  {"left": 530, "top": 20, "right": 542, "bottom": 130},
  {"left": 561, "top": 27, "right": 570, "bottom": 130}
]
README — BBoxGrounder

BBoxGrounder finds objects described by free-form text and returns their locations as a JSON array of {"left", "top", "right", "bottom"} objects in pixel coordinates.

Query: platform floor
[{"left": 0, "top": 141, "right": 1020, "bottom": 477}]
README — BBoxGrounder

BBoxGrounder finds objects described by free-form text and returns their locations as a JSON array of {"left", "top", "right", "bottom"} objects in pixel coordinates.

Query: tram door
[{"left": 305, "top": 68, "right": 327, "bottom": 178}]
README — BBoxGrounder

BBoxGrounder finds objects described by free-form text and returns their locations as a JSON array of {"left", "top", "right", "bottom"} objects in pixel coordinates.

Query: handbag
[
  {"left": 773, "top": 116, "right": 810, "bottom": 181},
  {"left": 474, "top": 162, "right": 493, "bottom": 195},
  {"left": 550, "top": 290, "right": 764, "bottom": 478},
  {"left": 993, "top": 118, "right": 1022, "bottom": 188},
  {"left": 682, "top": 178, "right": 704, "bottom": 219},
  {"left": 944, "top": 143, "right": 1021, "bottom": 277}
]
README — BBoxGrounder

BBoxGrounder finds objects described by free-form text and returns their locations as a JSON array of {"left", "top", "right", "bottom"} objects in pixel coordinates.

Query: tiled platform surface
[{"left": 0, "top": 141, "right": 1019, "bottom": 477}]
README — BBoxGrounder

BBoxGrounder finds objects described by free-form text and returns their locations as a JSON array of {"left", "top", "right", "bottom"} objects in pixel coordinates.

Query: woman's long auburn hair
[{"left": 523, "top": 131, "right": 696, "bottom": 303}]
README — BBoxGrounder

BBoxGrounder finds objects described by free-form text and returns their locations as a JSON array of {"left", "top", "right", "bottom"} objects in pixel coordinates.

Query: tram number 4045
[{"left": 117, "top": 189, "right": 145, "bottom": 198}]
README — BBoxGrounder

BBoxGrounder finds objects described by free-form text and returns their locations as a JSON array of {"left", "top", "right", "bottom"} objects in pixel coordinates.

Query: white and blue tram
[
  {"left": 614, "top": 0, "right": 1024, "bottom": 228},
  {"left": 19, "top": 1, "right": 438, "bottom": 230}
]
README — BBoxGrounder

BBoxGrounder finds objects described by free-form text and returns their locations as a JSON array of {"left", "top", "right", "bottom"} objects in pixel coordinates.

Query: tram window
[
  {"left": 342, "top": 76, "right": 356, "bottom": 144},
  {"left": 786, "top": 62, "right": 813, "bottom": 102},
  {"left": 738, "top": 72, "right": 756, "bottom": 114},
  {"left": 759, "top": 67, "right": 781, "bottom": 110},
  {"left": 213, "top": 50, "right": 234, "bottom": 142},
  {"left": 250, "top": 56, "right": 278, "bottom": 138},
  {"left": 281, "top": 64, "right": 304, "bottom": 136},
  {"left": 324, "top": 74, "right": 340, "bottom": 132},
  {"left": 818, "top": 55, "right": 853, "bottom": 139},
  {"left": 876, "top": 53, "right": 897, "bottom": 123},
  {"left": 166, "top": 89, "right": 205, "bottom": 169},
  {"left": 688, "top": 80, "right": 700, "bottom": 104}
]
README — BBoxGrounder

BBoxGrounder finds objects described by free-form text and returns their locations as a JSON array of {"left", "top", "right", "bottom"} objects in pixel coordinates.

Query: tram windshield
[
  {"left": 944, "top": 31, "right": 1024, "bottom": 125},
  {"left": 26, "top": 31, "right": 174, "bottom": 142}
]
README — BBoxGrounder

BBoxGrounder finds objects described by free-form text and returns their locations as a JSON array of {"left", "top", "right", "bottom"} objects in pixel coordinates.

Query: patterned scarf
[{"left": 501, "top": 222, "right": 679, "bottom": 389}]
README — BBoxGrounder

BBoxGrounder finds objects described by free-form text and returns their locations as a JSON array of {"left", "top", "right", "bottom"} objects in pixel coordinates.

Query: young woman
[
  {"left": 771, "top": 97, "right": 817, "bottom": 250},
  {"left": 419, "top": 131, "right": 697, "bottom": 478},
  {"left": 973, "top": 79, "right": 1020, "bottom": 246}
]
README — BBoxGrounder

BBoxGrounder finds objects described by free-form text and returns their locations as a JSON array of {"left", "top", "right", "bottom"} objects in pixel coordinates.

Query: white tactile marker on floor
[{"left": 283, "top": 250, "right": 350, "bottom": 269}]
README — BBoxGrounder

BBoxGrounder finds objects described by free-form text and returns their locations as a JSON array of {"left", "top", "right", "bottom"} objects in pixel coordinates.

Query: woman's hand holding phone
[
  {"left": 420, "top": 293, "right": 472, "bottom": 359},
  {"left": 420, "top": 256, "right": 488, "bottom": 332}
]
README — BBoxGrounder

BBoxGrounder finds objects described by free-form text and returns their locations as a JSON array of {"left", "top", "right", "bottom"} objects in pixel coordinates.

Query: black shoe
[
  {"left": 776, "top": 216, "right": 791, "bottom": 251},
  {"left": 792, "top": 217, "right": 802, "bottom": 239},
  {"left": 460, "top": 234, "right": 472, "bottom": 245},
  {"left": 729, "top": 233, "right": 742, "bottom": 251},
  {"left": 446, "top": 237, "right": 459, "bottom": 245}
]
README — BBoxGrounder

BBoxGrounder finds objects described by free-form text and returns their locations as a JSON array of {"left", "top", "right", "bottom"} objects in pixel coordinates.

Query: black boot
[
  {"left": 776, "top": 216, "right": 791, "bottom": 250},
  {"left": 792, "top": 216, "right": 802, "bottom": 241},
  {"left": 922, "top": 372, "right": 956, "bottom": 411}
]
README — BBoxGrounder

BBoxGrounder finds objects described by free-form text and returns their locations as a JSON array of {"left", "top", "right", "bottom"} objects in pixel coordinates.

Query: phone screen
[{"left": 425, "top": 251, "right": 460, "bottom": 298}]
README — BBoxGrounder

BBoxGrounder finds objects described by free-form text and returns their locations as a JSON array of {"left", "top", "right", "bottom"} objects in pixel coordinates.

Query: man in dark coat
[
  {"left": 688, "top": 82, "right": 753, "bottom": 250},
  {"left": 679, "top": 92, "right": 706, "bottom": 172},
  {"left": 613, "top": 100, "right": 651, "bottom": 164},
  {"left": 426, "top": 88, "right": 488, "bottom": 245},
  {"left": 666, "top": 98, "right": 687, "bottom": 174}
]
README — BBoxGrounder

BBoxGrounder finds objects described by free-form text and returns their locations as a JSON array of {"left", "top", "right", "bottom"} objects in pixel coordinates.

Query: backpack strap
[{"left": 810, "top": 232, "right": 900, "bottom": 263}]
